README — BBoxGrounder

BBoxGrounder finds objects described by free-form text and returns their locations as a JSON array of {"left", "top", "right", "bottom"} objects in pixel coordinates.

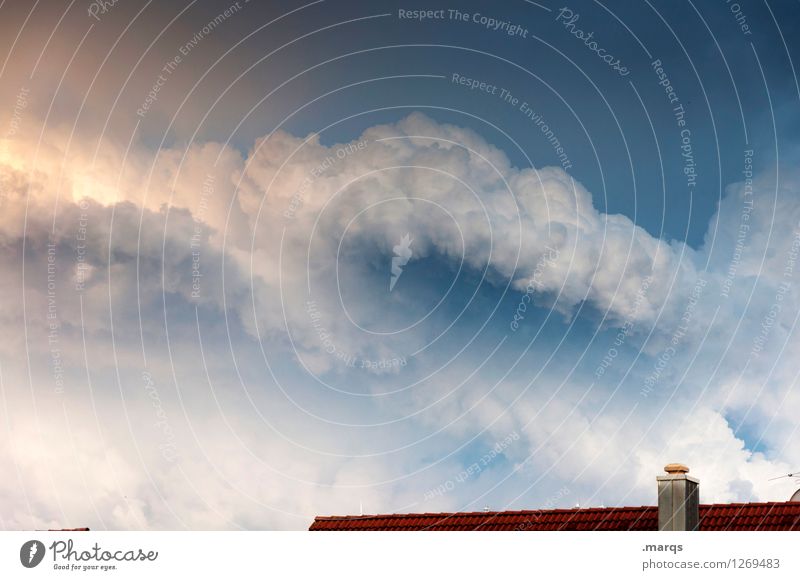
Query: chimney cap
[{"left": 664, "top": 463, "right": 690, "bottom": 474}]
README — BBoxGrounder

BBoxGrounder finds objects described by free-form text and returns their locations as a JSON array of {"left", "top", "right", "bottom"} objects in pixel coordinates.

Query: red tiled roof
[{"left": 309, "top": 502, "right": 800, "bottom": 531}]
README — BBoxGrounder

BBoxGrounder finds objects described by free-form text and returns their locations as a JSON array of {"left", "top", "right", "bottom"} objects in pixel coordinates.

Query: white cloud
[{"left": 1, "top": 113, "right": 800, "bottom": 529}]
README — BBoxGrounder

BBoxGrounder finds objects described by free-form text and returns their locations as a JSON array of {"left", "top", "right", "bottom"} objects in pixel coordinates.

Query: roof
[{"left": 309, "top": 502, "right": 800, "bottom": 531}]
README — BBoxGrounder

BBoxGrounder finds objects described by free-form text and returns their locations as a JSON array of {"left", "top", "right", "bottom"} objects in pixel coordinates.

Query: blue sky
[{"left": 1, "top": 0, "right": 800, "bottom": 530}]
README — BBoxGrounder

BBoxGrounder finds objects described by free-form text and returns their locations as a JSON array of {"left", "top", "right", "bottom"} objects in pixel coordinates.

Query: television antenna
[
  {"left": 768, "top": 472, "right": 800, "bottom": 481},
  {"left": 768, "top": 472, "right": 800, "bottom": 502}
]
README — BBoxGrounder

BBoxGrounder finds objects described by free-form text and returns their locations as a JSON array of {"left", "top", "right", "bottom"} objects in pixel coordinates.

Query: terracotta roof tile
[{"left": 309, "top": 502, "right": 800, "bottom": 531}]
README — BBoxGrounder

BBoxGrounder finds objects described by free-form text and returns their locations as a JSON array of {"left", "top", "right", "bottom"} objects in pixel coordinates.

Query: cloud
[{"left": 2, "top": 112, "right": 800, "bottom": 529}]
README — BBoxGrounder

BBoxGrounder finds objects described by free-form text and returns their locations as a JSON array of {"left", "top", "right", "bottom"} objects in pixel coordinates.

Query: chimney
[{"left": 657, "top": 463, "right": 699, "bottom": 531}]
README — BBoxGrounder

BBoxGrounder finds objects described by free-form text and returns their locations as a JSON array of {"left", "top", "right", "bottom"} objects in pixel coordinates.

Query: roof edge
[{"left": 312, "top": 501, "right": 799, "bottom": 522}]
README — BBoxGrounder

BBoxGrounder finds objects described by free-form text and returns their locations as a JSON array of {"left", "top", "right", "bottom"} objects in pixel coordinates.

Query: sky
[{"left": 1, "top": 0, "right": 800, "bottom": 530}]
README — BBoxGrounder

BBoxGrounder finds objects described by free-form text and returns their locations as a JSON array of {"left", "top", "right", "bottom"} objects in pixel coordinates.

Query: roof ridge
[
  {"left": 315, "top": 505, "right": 659, "bottom": 521},
  {"left": 314, "top": 501, "right": 800, "bottom": 522},
  {"left": 700, "top": 501, "right": 794, "bottom": 507}
]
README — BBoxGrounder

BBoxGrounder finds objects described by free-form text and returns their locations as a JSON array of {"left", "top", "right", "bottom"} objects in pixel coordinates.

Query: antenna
[
  {"left": 769, "top": 472, "right": 800, "bottom": 502},
  {"left": 768, "top": 472, "right": 800, "bottom": 481}
]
